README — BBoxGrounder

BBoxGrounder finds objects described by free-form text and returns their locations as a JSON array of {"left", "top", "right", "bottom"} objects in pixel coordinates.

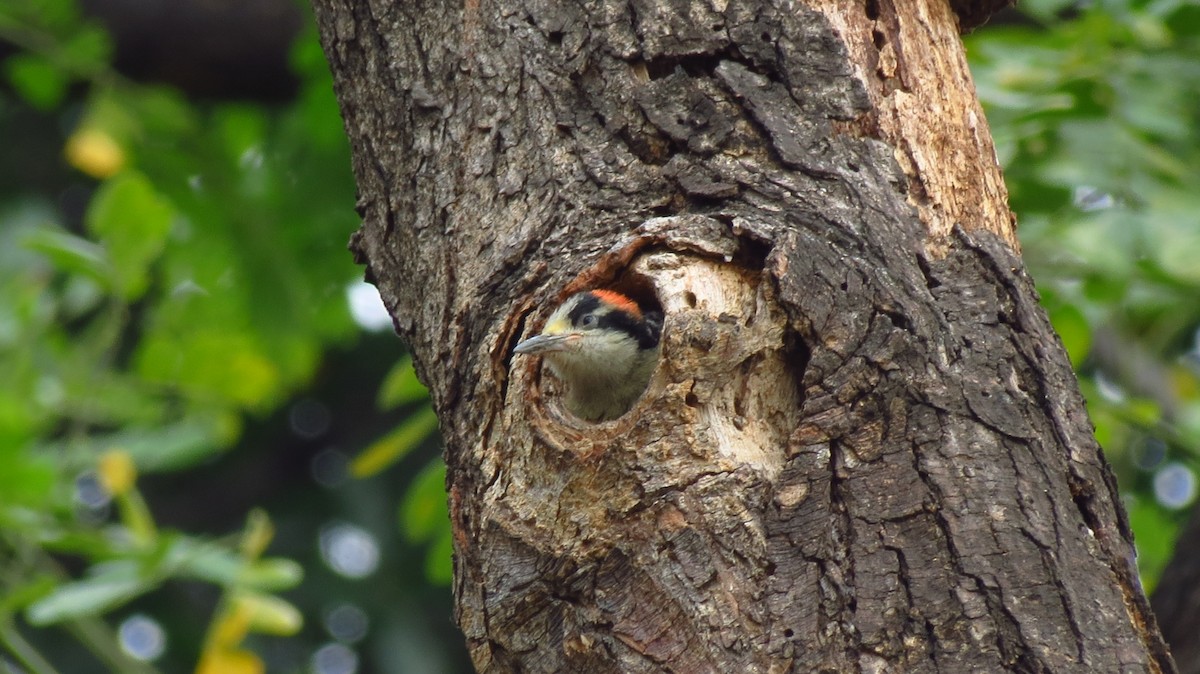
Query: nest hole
[{"left": 605, "top": 272, "right": 663, "bottom": 318}]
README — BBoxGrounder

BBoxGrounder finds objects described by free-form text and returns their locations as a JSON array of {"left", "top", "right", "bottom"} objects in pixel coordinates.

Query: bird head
[{"left": 514, "top": 289, "right": 663, "bottom": 421}]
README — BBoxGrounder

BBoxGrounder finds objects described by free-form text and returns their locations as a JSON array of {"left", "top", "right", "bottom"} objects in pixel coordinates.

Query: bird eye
[{"left": 580, "top": 314, "right": 598, "bottom": 328}]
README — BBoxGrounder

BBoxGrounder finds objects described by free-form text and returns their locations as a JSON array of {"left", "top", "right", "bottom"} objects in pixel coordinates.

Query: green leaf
[
  {"left": 399, "top": 459, "right": 448, "bottom": 544},
  {"left": 4, "top": 54, "right": 68, "bottom": 110},
  {"left": 22, "top": 228, "right": 112, "bottom": 285},
  {"left": 39, "top": 415, "right": 237, "bottom": 473},
  {"left": 234, "top": 589, "right": 304, "bottom": 636},
  {"left": 376, "top": 355, "right": 429, "bottom": 409},
  {"left": 239, "top": 558, "right": 304, "bottom": 591},
  {"left": 60, "top": 274, "right": 106, "bottom": 319},
  {"left": 165, "top": 538, "right": 300, "bottom": 591},
  {"left": 35, "top": 530, "right": 116, "bottom": 558},
  {"left": 0, "top": 575, "right": 56, "bottom": 613},
  {"left": 85, "top": 172, "right": 175, "bottom": 300},
  {"left": 124, "top": 415, "right": 239, "bottom": 471},
  {"left": 58, "top": 370, "right": 167, "bottom": 428},
  {"left": 214, "top": 105, "right": 268, "bottom": 167},
  {"left": 2, "top": 0, "right": 83, "bottom": 32},
  {"left": 1126, "top": 398, "right": 1163, "bottom": 427},
  {"left": 157, "top": 537, "right": 239, "bottom": 583},
  {"left": 1126, "top": 495, "right": 1181, "bottom": 593},
  {"left": 351, "top": 406, "right": 438, "bottom": 478},
  {"left": 424, "top": 528, "right": 454, "bottom": 586},
  {"left": 0, "top": 445, "right": 55, "bottom": 507},
  {"left": 136, "top": 330, "right": 282, "bottom": 411},
  {"left": 60, "top": 26, "right": 112, "bottom": 73},
  {"left": 1014, "top": 0, "right": 1080, "bottom": 23},
  {"left": 25, "top": 561, "right": 150, "bottom": 625},
  {"left": 1047, "top": 302, "right": 1091, "bottom": 368},
  {"left": 1087, "top": 395, "right": 1117, "bottom": 452},
  {"left": 127, "top": 86, "right": 199, "bottom": 137}
]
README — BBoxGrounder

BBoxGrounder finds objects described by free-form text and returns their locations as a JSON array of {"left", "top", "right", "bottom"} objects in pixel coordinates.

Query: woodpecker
[{"left": 514, "top": 290, "right": 663, "bottom": 422}]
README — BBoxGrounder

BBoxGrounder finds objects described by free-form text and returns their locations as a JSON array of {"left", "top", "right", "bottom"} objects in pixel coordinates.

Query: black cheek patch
[{"left": 597, "top": 310, "right": 662, "bottom": 350}]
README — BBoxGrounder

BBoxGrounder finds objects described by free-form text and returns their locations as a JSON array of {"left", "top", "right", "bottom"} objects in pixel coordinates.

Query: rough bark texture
[{"left": 311, "top": 0, "right": 1173, "bottom": 671}]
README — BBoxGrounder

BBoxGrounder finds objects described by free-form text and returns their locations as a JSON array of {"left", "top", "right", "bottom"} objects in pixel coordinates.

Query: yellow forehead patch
[
  {"left": 543, "top": 316, "right": 570, "bottom": 335},
  {"left": 590, "top": 290, "right": 642, "bottom": 319}
]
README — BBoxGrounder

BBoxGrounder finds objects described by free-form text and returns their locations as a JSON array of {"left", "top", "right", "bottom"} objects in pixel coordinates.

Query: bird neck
[{"left": 548, "top": 347, "right": 658, "bottom": 421}]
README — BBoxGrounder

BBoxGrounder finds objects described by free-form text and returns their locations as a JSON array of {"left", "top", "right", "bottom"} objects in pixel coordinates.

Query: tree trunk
[
  {"left": 311, "top": 0, "right": 1174, "bottom": 671},
  {"left": 1153, "top": 507, "right": 1200, "bottom": 674}
]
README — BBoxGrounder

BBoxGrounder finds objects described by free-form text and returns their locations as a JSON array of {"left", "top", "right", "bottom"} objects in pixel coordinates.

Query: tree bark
[
  {"left": 311, "top": 0, "right": 1174, "bottom": 671},
  {"left": 1152, "top": 507, "right": 1200, "bottom": 674}
]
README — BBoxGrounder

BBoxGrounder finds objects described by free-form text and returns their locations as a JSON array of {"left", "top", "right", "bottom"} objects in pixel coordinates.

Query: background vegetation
[{"left": 1, "top": 0, "right": 1197, "bottom": 671}]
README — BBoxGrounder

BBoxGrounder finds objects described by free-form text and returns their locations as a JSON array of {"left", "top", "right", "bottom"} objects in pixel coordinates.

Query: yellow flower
[
  {"left": 97, "top": 449, "right": 136, "bottom": 496},
  {"left": 65, "top": 128, "right": 126, "bottom": 179}
]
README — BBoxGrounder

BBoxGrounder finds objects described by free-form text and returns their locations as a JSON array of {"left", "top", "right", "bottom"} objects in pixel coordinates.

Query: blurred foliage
[
  {"left": 967, "top": 0, "right": 1200, "bottom": 590},
  {"left": 0, "top": 0, "right": 454, "bottom": 672},
  {"left": 2, "top": 0, "right": 1199, "bottom": 671}
]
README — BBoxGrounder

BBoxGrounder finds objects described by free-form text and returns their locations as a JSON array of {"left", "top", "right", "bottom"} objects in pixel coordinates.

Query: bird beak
[{"left": 513, "top": 333, "right": 577, "bottom": 355}]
